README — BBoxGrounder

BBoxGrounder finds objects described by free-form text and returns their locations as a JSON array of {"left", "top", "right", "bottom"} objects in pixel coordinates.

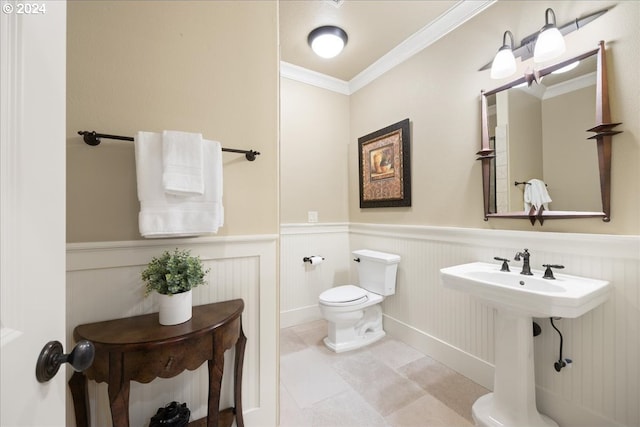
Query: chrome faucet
[{"left": 514, "top": 249, "right": 533, "bottom": 275}]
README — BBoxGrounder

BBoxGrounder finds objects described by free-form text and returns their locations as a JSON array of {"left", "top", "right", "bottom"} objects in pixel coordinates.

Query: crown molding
[
  {"left": 349, "top": 0, "right": 496, "bottom": 93},
  {"left": 280, "top": 0, "right": 496, "bottom": 95},
  {"left": 543, "top": 71, "right": 597, "bottom": 100},
  {"left": 511, "top": 71, "right": 597, "bottom": 101},
  {"left": 280, "top": 61, "right": 350, "bottom": 95}
]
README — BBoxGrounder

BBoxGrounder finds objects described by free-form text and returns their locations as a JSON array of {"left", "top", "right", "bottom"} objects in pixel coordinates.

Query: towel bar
[
  {"left": 78, "top": 130, "right": 260, "bottom": 162},
  {"left": 515, "top": 181, "right": 547, "bottom": 187}
]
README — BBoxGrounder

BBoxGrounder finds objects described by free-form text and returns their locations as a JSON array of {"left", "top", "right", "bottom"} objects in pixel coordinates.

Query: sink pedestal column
[{"left": 472, "top": 309, "right": 558, "bottom": 427}]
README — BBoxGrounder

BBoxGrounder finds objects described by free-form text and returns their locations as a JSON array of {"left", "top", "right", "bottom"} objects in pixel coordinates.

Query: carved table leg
[
  {"left": 108, "top": 381, "right": 131, "bottom": 427},
  {"left": 108, "top": 353, "right": 131, "bottom": 427},
  {"left": 69, "top": 371, "right": 90, "bottom": 427},
  {"left": 234, "top": 322, "right": 247, "bottom": 427},
  {"left": 207, "top": 333, "right": 226, "bottom": 427}
]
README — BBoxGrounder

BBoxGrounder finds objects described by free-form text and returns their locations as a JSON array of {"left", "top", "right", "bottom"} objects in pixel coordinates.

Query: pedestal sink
[{"left": 440, "top": 262, "right": 611, "bottom": 427}]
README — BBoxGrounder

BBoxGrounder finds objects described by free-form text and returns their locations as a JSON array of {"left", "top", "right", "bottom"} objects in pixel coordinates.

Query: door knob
[{"left": 35, "top": 340, "right": 95, "bottom": 383}]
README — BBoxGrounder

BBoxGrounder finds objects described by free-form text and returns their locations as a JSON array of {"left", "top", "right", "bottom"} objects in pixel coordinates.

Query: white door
[{"left": 0, "top": 1, "right": 67, "bottom": 425}]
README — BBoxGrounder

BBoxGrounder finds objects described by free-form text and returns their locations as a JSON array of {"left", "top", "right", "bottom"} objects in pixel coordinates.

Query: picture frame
[{"left": 358, "top": 118, "right": 411, "bottom": 208}]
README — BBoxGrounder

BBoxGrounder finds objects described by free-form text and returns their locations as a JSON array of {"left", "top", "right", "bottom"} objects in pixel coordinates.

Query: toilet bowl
[{"left": 319, "top": 249, "right": 400, "bottom": 353}]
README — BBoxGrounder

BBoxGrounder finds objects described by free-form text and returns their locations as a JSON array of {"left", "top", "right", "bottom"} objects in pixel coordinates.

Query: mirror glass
[{"left": 485, "top": 53, "right": 599, "bottom": 215}]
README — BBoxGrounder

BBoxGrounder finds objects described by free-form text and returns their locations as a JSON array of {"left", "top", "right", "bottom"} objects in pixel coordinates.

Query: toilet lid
[{"left": 319, "top": 285, "right": 368, "bottom": 305}]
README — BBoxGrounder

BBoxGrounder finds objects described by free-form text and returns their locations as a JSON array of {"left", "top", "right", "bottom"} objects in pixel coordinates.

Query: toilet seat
[{"left": 319, "top": 285, "right": 368, "bottom": 307}]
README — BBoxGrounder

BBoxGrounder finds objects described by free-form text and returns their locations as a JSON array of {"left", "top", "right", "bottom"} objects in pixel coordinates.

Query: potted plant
[{"left": 142, "top": 248, "right": 210, "bottom": 325}]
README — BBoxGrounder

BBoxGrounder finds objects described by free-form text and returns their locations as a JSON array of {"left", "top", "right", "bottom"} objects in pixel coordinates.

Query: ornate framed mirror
[{"left": 479, "top": 41, "right": 622, "bottom": 225}]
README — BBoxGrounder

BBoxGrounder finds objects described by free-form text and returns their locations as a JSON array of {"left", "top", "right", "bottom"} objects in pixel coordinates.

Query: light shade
[
  {"left": 308, "top": 26, "right": 348, "bottom": 59},
  {"left": 490, "top": 31, "right": 516, "bottom": 79},
  {"left": 534, "top": 9, "right": 566, "bottom": 63}
]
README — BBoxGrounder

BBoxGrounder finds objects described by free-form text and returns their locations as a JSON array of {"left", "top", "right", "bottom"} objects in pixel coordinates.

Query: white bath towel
[
  {"left": 135, "top": 131, "right": 223, "bottom": 238},
  {"left": 524, "top": 178, "right": 552, "bottom": 211},
  {"left": 162, "top": 130, "right": 204, "bottom": 196}
]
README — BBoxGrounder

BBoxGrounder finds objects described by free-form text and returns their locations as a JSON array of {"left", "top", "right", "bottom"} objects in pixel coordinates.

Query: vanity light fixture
[
  {"left": 308, "top": 26, "right": 348, "bottom": 59},
  {"left": 478, "top": 7, "right": 609, "bottom": 73},
  {"left": 533, "top": 8, "right": 566, "bottom": 63},
  {"left": 490, "top": 30, "right": 517, "bottom": 79}
]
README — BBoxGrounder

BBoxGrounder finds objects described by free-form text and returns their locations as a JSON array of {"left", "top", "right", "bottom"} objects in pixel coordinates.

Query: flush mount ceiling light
[
  {"left": 308, "top": 26, "right": 348, "bottom": 59},
  {"left": 490, "top": 30, "right": 517, "bottom": 79},
  {"left": 533, "top": 8, "right": 566, "bottom": 63}
]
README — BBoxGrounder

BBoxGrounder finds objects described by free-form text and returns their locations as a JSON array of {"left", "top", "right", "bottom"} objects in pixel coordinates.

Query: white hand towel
[
  {"left": 135, "top": 131, "right": 224, "bottom": 238},
  {"left": 162, "top": 130, "right": 204, "bottom": 196},
  {"left": 524, "top": 179, "right": 552, "bottom": 211}
]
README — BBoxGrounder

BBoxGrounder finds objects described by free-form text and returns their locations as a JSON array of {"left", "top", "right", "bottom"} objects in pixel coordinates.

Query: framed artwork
[{"left": 358, "top": 118, "right": 411, "bottom": 208}]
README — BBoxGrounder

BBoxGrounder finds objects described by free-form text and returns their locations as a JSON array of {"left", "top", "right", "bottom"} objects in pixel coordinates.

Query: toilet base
[
  {"left": 321, "top": 303, "right": 385, "bottom": 353},
  {"left": 323, "top": 330, "right": 385, "bottom": 353}
]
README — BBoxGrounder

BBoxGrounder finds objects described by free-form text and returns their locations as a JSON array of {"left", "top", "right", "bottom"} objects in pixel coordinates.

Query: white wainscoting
[
  {"left": 350, "top": 223, "right": 639, "bottom": 427},
  {"left": 280, "top": 223, "right": 350, "bottom": 328},
  {"left": 66, "top": 235, "right": 278, "bottom": 427},
  {"left": 280, "top": 222, "right": 639, "bottom": 427}
]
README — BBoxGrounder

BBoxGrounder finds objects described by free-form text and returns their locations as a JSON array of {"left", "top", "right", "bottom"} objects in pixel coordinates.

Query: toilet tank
[{"left": 353, "top": 249, "right": 401, "bottom": 296}]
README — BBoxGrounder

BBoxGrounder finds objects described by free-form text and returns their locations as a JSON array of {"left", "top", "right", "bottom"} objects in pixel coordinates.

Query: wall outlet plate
[{"left": 307, "top": 211, "right": 318, "bottom": 223}]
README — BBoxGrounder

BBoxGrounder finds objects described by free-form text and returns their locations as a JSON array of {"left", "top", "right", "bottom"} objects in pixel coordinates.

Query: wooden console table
[{"left": 69, "top": 299, "right": 246, "bottom": 427}]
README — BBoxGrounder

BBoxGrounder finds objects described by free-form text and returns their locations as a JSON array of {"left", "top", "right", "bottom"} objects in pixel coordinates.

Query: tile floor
[{"left": 280, "top": 320, "right": 489, "bottom": 427}]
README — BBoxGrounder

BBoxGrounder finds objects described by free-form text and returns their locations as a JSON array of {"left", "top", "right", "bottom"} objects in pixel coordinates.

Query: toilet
[{"left": 318, "top": 249, "right": 400, "bottom": 353}]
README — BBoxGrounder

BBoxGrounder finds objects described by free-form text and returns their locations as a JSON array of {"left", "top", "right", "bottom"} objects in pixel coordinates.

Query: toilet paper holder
[{"left": 303, "top": 256, "right": 325, "bottom": 264}]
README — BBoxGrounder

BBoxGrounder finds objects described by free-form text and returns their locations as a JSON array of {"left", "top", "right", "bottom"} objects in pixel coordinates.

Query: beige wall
[
  {"left": 277, "top": 4, "right": 639, "bottom": 425},
  {"left": 67, "top": 1, "right": 279, "bottom": 242},
  {"left": 505, "top": 90, "right": 543, "bottom": 211},
  {"left": 348, "top": 0, "right": 639, "bottom": 234},
  {"left": 280, "top": 78, "right": 350, "bottom": 223},
  {"left": 544, "top": 86, "right": 600, "bottom": 211}
]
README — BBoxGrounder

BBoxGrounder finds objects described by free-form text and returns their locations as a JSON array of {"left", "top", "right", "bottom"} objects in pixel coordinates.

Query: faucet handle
[
  {"left": 493, "top": 257, "right": 510, "bottom": 272},
  {"left": 514, "top": 248, "right": 530, "bottom": 261},
  {"left": 542, "top": 264, "right": 564, "bottom": 280}
]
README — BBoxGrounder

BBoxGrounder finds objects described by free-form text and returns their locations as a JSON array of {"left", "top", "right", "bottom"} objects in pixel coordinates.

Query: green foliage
[{"left": 142, "top": 249, "right": 210, "bottom": 296}]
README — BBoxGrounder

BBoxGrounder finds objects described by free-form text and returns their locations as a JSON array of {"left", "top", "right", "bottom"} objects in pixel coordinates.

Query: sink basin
[
  {"left": 440, "top": 261, "right": 611, "bottom": 318},
  {"left": 441, "top": 262, "right": 611, "bottom": 427}
]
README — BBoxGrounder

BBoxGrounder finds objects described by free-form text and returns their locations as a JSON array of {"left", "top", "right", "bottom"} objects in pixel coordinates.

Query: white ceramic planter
[{"left": 157, "top": 290, "right": 192, "bottom": 325}]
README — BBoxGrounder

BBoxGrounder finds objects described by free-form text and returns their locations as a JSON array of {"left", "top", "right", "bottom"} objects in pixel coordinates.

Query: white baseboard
[
  {"left": 280, "top": 305, "right": 322, "bottom": 329},
  {"left": 384, "top": 314, "right": 625, "bottom": 427},
  {"left": 535, "top": 386, "right": 625, "bottom": 427},
  {"left": 383, "top": 314, "right": 494, "bottom": 390},
  {"left": 281, "top": 223, "right": 639, "bottom": 427}
]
